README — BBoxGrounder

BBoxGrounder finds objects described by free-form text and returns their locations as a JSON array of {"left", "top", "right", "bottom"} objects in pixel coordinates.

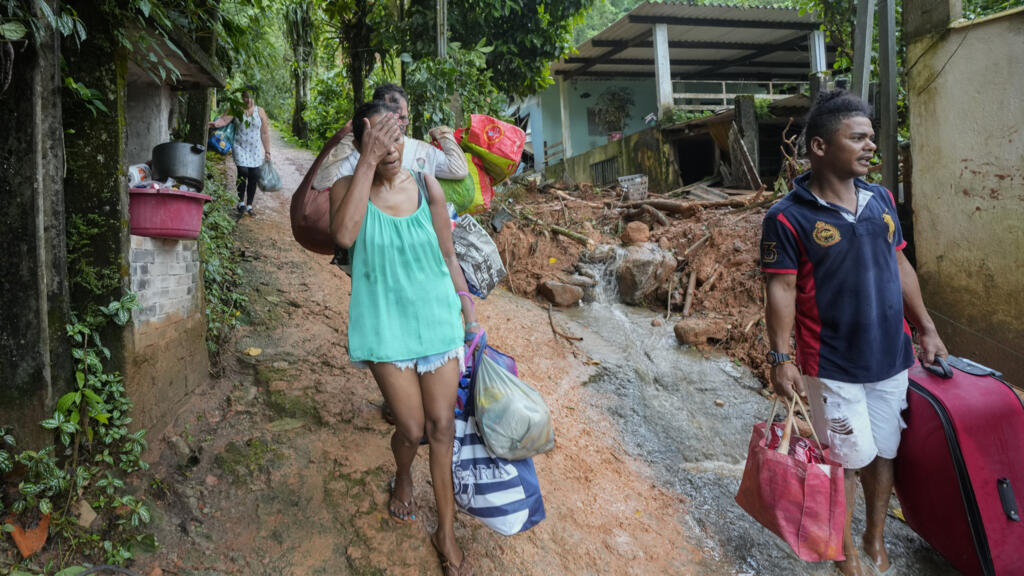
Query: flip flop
[
  {"left": 388, "top": 477, "right": 417, "bottom": 523},
  {"left": 861, "top": 549, "right": 895, "bottom": 576},
  {"left": 430, "top": 531, "right": 473, "bottom": 576}
]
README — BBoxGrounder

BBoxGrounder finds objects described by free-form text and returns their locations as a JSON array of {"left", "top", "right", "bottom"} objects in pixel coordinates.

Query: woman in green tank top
[{"left": 329, "top": 101, "right": 479, "bottom": 576}]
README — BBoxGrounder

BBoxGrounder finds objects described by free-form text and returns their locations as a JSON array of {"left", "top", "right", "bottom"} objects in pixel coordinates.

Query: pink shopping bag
[{"left": 735, "top": 396, "right": 846, "bottom": 562}]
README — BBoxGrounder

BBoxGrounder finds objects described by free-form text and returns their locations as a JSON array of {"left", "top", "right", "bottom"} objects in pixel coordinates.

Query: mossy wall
[
  {"left": 0, "top": 1, "right": 73, "bottom": 448},
  {"left": 61, "top": 3, "right": 130, "bottom": 366},
  {"left": 544, "top": 126, "right": 681, "bottom": 194}
]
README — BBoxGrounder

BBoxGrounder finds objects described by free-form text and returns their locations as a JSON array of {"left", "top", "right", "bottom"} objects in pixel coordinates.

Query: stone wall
[
  {"left": 906, "top": 7, "right": 1024, "bottom": 385},
  {"left": 125, "top": 235, "right": 209, "bottom": 436}
]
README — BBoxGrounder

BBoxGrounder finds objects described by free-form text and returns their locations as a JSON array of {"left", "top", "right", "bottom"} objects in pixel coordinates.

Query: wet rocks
[
  {"left": 539, "top": 281, "right": 584, "bottom": 307},
  {"left": 620, "top": 221, "right": 650, "bottom": 244},
  {"left": 616, "top": 244, "right": 677, "bottom": 305},
  {"left": 582, "top": 244, "right": 617, "bottom": 263},
  {"left": 565, "top": 274, "right": 598, "bottom": 288},
  {"left": 673, "top": 315, "right": 730, "bottom": 346}
]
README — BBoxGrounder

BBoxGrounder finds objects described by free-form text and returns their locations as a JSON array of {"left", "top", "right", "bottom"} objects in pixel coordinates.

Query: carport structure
[{"left": 547, "top": 1, "right": 832, "bottom": 159}]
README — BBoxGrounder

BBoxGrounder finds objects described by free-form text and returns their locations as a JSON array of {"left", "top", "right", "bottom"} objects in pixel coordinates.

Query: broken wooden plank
[
  {"left": 729, "top": 122, "right": 763, "bottom": 191},
  {"left": 516, "top": 210, "right": 594, "bottom": 248},
  {"left": 682, "top": 270, "right": 698, "bottom": 316}
]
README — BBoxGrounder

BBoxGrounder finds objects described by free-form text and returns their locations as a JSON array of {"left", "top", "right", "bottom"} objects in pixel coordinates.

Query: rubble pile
[{"left": 489, "top": 177, "right": 774, "bottom": 384}]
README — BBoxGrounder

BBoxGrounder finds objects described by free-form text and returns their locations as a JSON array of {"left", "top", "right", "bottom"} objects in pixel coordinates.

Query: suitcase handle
[
  {"left": 923, "top": 356, "right": 953, "bottom": 379},
  {"left": 998, "top": 478, "right": 1021, "bottom": 521}
]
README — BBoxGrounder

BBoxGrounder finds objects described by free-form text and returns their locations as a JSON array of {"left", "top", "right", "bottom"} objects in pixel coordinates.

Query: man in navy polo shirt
[{"left": 761, "top": 89, "right": 946, "bottom": 576}]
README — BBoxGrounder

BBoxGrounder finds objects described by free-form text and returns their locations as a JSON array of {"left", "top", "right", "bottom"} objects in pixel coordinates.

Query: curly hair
[{"left": 804, "top": 89, "right": 873, "bottom": 143}]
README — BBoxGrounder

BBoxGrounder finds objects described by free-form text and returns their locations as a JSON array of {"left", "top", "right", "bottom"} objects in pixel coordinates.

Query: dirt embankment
[{"left": 488, "top": 181, "right": 772, "bottom": 384}]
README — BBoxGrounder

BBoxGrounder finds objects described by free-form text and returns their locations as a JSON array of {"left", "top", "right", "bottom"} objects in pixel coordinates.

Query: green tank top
[{"left": 347, "top": 171, "right": 463, "bottom": 363}]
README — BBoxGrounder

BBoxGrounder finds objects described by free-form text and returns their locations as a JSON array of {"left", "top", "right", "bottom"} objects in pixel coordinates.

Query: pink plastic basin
[{"left": 129, "top": 187, "right": 213, "bottom": 240}]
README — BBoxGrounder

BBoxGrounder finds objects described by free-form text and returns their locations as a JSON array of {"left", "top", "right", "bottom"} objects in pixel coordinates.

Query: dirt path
[{"left": 136, "top": 129, "right": 703, "bottom": 576}]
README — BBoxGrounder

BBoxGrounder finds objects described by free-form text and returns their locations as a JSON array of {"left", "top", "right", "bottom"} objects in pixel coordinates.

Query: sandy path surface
[{"left": 138, "top": 129, "right": 704, "bottom": 575}]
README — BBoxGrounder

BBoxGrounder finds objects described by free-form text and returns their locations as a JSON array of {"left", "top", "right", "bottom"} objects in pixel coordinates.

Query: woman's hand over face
[{"left": 362, "top": 114, "right": 402, "bottom": 166}]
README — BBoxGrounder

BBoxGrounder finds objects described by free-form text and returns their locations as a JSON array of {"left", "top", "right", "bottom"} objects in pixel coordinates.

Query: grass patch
[
  {"left": 255, "top": 364, "right": 292, "bottom": 387},
  {"left": 214, "top": 438, "right": 278, "bottom": 485},
  {"left": 264, "top": 390, "right": 321, "bottom": 424}
]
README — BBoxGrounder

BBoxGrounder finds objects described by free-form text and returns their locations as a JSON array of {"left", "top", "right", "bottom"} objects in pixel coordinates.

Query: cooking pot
[{"left": 151, "top": 142, "right": 206, "bottom": 190}]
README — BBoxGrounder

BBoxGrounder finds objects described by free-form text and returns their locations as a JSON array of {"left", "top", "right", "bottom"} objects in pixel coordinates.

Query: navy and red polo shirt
[{"left": 760, "top": 172, "right": 914, "bottom": 383}]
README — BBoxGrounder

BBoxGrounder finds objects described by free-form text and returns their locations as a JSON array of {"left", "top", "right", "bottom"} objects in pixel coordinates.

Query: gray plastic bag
[
  {"left": 452, "top": 214, "right": 506, "bottom": 298},
  {"left": 258, "top": 160, "right": 282, "bottom": 191},
  {"left": 474, "top": 352, "right": 555, "bottom": 461}
]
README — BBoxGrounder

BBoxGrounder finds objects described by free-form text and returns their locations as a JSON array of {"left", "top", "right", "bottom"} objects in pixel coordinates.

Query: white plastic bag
[{"left": 473, "top": 344, "right": 554, "bottom": 461}]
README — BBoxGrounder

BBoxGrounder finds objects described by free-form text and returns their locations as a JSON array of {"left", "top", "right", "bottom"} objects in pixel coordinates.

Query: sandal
[
  {"left": 388, "top": 477, "right": 417, "bottom": 523},
  {"left": 431, "top": 531, "right": 473, "bottom": 576}
]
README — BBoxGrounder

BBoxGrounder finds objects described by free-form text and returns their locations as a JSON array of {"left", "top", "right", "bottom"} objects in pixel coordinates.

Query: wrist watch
[{"left": 766, "top": 350, "right": 793, "bottom": 367}]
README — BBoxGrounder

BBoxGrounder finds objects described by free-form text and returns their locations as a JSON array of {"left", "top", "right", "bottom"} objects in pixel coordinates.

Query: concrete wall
[
  {"left": 539, "top": 78, "right": 658, "bottom": 159},
  {"left": 544, "top": 126, "right": 681, "bottom": 194},
  {"left": 906, "top": 8, "right": 1024, "bottom": 385},
  {"left": 0, "top": 1, "right": 73, "bottom": 448},
  {"left": 124, "top": 235, "right": 208, "bottom": 436},
  {"left": 125, "top": 81, "right": 173, "bottom": 165},
  {"left": 536, "top": 78, "right": 784, "bottom": 163}
]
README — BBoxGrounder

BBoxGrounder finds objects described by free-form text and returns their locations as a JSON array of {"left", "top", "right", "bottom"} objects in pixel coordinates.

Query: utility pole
[{"left": 436, "top": 0, "right": 447, "bottom": 59}]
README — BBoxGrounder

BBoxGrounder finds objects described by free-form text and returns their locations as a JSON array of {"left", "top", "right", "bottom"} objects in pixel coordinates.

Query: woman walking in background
[
  {"left": 329, "top": 100, "right": 479, "bottom": 576},
  {"left": 209, "top": 86, "right": 271, "bottom": 216}
]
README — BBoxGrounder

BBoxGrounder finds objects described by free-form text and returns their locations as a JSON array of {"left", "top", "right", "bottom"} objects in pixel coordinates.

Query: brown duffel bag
[{"left": 290, "top": 125, "right": 352, "bottom": 255}]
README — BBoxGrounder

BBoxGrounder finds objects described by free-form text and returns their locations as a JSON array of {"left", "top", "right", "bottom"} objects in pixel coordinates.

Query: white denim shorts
[
  {"left": 353, "top": 346, "right": 465, "bottom": 375},
  {"left": 804, "top": 369, "right": 909, "bottom": 470}
]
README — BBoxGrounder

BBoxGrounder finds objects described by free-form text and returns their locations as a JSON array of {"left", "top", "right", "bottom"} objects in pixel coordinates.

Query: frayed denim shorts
[{"left": 353, "top": 346, "right": 465, "bottom": 375}]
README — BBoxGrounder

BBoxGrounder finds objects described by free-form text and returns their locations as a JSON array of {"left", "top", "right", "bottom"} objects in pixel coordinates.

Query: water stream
[{"left": 558, "top": 246, "right": 957, "bottom": 575}]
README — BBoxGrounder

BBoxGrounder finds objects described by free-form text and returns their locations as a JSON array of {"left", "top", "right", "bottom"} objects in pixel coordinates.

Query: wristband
[{"left": 464, "top": 322, "right": 480, "bottom": 330}]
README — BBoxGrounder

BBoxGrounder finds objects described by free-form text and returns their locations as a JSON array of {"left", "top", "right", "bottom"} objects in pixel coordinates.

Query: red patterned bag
[
  {"left": 735, "top": 396, "right": 846, "bottom": 562},
  {"left": 459, "top": 114, "right": 526, "bottom": 184}
]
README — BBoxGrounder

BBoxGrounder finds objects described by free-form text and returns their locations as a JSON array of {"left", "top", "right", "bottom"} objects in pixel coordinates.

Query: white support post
[
  {"left": 653, "top": 22, "right": 673, "bottom": 119},
  {"left": 851, "top": 0, "right": 876, "bottom": 100},
  {"left": 808, "top": 30, "right": 827, "bottom": 75},
  {"left": 558, "top": 77, "right": 573, "bottom": 160},
  {"left": 532, "top": 104, "right": 545, "bottom": 169},
  {"left": 808, "top": 29, "right": 828, "bottom": 102}
]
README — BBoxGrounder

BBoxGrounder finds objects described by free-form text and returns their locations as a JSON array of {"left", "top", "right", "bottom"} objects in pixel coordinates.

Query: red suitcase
[{"left": 895, "top": 356, "right": 1024, "bottom": 576}]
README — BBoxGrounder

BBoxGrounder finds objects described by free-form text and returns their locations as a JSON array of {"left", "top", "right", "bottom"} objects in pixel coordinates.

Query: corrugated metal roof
[{"left": 551, "top": 1, "right": 828, "bottom": 82}]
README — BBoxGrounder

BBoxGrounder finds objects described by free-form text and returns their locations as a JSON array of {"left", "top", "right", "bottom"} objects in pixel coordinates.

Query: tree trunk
[{"left": 291, "top": 69, "right": 308, "bottom": 140}]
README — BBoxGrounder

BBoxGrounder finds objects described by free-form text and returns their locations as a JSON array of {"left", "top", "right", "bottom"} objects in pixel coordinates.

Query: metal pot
[{"left": 151, "top": 142, "right": 206, "bottom": 190}]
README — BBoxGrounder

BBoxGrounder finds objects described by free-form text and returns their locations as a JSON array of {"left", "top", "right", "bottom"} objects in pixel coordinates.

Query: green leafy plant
[
  {"left": 198, "top": 158, "right": 248, "bottom": 357},
  {"left": 754, "top": 97, "right": 774, "bottom": 120},
  {"left": 0, "top": 294, "right": 154, "bottom": 566},
  {"left": 662, "top": 108, "right": 714, "bottom": 126},
  {"left": 301, "top": 66, "right": 354, "bottom": 150},
  {"left": 404, "top": 39, "right": 508, "bottom": 139},
  {"left": 63, "top": 76, "right": 109, "bottom": 117},
  {"left": 10, "top": 446, "right": 68, "bottom": 518}
]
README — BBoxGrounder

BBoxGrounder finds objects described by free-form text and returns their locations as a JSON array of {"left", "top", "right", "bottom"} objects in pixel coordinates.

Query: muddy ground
[
  {"left": 130, "top": 131, "right": 702, "bottom": 575},
  {"left": 112, "top": 130, "right": 954, "bottom": 576}
]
